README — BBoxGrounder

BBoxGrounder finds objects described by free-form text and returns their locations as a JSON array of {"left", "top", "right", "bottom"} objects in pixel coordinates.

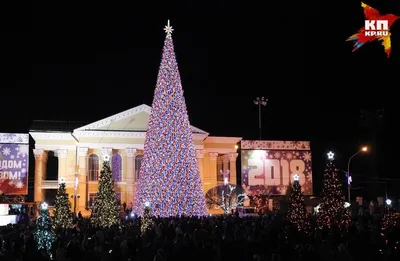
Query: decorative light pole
[
  {"left": 70, "top": 165, "right": 80, "bottom": 215},
  {"left": 221, "top": 170, "right": 230, "bottom": 185},
  {"left": 347, "top": 146, "right": 368, "bottom": 201},
  {"left": 253, "top": 97, "right": 268, "bottom": 139}
]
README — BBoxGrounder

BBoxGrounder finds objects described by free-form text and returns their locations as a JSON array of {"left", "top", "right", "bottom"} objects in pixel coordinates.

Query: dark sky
[{"left": 2, "top": 1, "right": 399, "bottom": 197}]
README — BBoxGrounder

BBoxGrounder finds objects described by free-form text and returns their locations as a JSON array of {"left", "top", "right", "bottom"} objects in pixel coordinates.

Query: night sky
[{"left": 2, "top": 1, "right": 399, "bottom": 198}]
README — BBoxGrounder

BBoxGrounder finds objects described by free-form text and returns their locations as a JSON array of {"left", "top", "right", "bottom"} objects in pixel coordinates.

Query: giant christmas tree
[
  {"left": 133, "top": 21, "right": 207, "bottom": 217},
  {"left": 91, "top": 160, "right": 120, "bottom": 227},
  {"left": 288, "top": 174, "right": 311, "bottom": 232},
  {"left": 317, "top": 152, "right": 350, "bottom": 229}
]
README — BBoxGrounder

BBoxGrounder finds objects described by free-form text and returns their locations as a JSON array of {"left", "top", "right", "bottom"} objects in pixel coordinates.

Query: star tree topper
[
  {"left": 293, "top": 174, "right": 300, "bottom": 181},
  {"left": 327, "top": 151, "right": 335, "bottom": 160},
  {"left": 164, "top": 19, "right": 174, "bottom": 39}
]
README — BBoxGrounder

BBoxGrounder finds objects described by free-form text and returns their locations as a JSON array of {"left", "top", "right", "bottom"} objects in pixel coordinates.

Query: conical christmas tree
[
  {"left": 133, "top": 20, "right": 207, "bottom": 217},
  {"left": 52, "top": 180, "right": 72, "bottom": 231},
  {"left": 288, "top": 175, "right": 311, "bottom": 232},
  {"left": 34, "top": 203, "right": 55, "bottom": 254},
  {"left": 317, "top": 152, "right": 350, "bottom": 229},
  {"left": 91, "top": 160, "right": 120, "bottom": 227}
]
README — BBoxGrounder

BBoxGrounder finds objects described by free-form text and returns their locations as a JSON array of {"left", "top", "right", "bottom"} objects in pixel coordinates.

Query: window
[
  {"left": 111, "top": 154, "right": 122, "bottom": 182},
  {"left": 135, "top": 155, "right": 143, "bottom": 181},
  {"left": 89, "top": 193, "right": 98, "bottom": 208},
  {"left": 88, "top": 154, "right": 99, "bottom": 181}
]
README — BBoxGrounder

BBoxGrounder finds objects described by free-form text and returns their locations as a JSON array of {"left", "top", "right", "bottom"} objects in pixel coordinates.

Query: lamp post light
[
  {"left": 71, "top": 166, "right": 80, "bottom": 215},
  {"left": 347, "top": 146, "right": 368, "bottom": 202},
  {"left": 253, "top": 97, "right": 268, "bottom": 139}
]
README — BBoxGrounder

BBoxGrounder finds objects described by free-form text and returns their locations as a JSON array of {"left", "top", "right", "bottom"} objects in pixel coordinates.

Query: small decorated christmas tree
[
  {"left": 381, "top": 202, "right": 398, "bottom": 233},
  {"left": 317, "top": 152, "right": 350, "bottom": 229},
  {"left": 141, "top": 202, "right": 154, "bottom": 236},
  {"left": 34, "top": 202, "right": 55, "bottom": 254},
  {"left": 52, "top": 179, "right": 72, "bottom": 231},
  {"left": 91, "top": 160, "right": 120, "bottom": 227},
  {"left": 288, "top": 174, "right": 311, "bottom": 232}
]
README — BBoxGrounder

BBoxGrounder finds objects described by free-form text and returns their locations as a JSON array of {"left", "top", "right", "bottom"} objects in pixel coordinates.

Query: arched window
[
  {"left": 111, "top": 154, "right": 122, "bottom": 182},
  {"left": 88, "top": 154, "right": 99, "bottom": 181},
  {"left": 134, "top": 155, "right": 143, "bottom": 181}
]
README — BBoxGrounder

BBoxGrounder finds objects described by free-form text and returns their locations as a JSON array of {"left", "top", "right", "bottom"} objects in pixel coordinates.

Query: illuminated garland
[
  {"left": 52, "top": 181, "right": 72, "bottom": 231},
  {"left": 288, "top": 179, "right": 311, "bottom": 232},
  {"left": 317, "top": 160, "right": 350, "bottom": 229},
  {"left": 133, "top": 22, "right": 207, "bottom": 217}
]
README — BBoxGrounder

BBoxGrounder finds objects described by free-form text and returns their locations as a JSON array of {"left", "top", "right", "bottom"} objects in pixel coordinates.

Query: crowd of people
[{"left": 0, "top": 209, "right": 399, "bottom": 261}]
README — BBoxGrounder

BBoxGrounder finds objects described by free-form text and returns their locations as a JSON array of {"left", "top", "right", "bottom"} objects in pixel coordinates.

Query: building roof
[{"left": 30, "top": 120, "right": 88, "bottom": 132}]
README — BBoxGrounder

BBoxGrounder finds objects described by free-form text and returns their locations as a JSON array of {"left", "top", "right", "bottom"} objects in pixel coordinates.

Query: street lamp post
[
  {"left": 71, "top": 165, "right": 80, "bottom": 216},
  {"left": 253, "top": 97, "right": 268, "bottom": 139},
  {"left": 347, "top": 146, "right": 368, "bottom": 202}
]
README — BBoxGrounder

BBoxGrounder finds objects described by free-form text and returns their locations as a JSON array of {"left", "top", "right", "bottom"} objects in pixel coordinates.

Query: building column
[
  {"left": 57, "top": 149, "right": 68, "bottom": 183},
  {"left": 217, "top": 157, "right": 223, "bottom": 178},
  {"left": 33, "top": 149, "right": 47, "bottom": 203},
  {"left": 126, "top": 148, "right": 137, "bottom": 206},
  {"left": 196, "top": 149, "right": 205, "bottom": 181},
  {"left": 223, "top": 155, "right": 229, "bottom": 172},
  {"left": 208, "top": 152, "right": 218, "bottom": 189},
  {"left": 228, "top": 153, "right": 238, "bottom": 185},
  {"left": 78, "top": 148, "right": 88, "bottom": 212}
]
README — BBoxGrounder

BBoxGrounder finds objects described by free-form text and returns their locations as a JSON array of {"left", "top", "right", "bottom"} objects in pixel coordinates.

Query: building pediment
[{"left": 72, "top": 104, "right": 209, "bottom": 140}]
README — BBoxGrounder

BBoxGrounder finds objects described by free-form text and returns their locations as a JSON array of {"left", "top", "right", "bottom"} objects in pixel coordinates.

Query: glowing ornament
[
  {"left": 41, "top": 202, "right": 48, "bottom": 210},
  {"left": 164, "top": 19, "right": 174, "bottom": 38},
  {"left": 348, "top": 175, "right": 352, "bottom": 185},
  {"left": 327, "top": 151, "right": 334, "bottom": 160}
]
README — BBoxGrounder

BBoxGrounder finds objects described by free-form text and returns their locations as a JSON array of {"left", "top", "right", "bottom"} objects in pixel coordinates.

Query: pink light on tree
[{"left": 133, "top": 20, "right": 207, "bottom": 217}]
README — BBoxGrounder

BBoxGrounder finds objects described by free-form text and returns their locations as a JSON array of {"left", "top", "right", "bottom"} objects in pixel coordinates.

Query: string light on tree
[
  {"left": 141, "top": 202, "right": 154, "bottom": 236},
  {"left": 381, "top": 199, "right": 398, "bottom": 234},
  {"left": 52, "top": 178, "right": 72, "bottom": 231},
  {"left": 317, "top": 155, "right": 350, "bottom": 230},
  {"left": 34, "top": 202, "right": 55, "bottom": 255},
  {"left": 133, "top": 20, "right": 207, "bottom": 217},
  {"left": 91, "top": 161, "right": 120, "bottom": 227},
  {"left": 287, "top": 174, "right": 311, "bottom": 232}
]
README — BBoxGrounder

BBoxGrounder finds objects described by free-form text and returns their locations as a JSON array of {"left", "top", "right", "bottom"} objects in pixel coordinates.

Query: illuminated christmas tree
[
  {"left": 317, "top": 152, "right": 350, "bottom": 229},
  {"left": 381, "top": 204, "right": 398, "bottom": 233},
  {"left": 91, "top": 160, "right": 120, "bottom": 227},
  {"left": 52, "top": 179, "right": 72, "bottom": 231},
  {"left": 141, "top": 202, "right": 154, "bottom": 236},
  {"left": 288, "top": 174, "right": 311, "bottom": 232},
  {"left": 34, "top": 203, "right": 55, "bottom": 254},
  {"left": 133, "top": 20, "right": 207, "bottom": 217}
]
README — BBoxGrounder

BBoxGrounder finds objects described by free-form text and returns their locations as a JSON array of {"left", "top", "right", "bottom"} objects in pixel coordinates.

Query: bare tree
[
  {"left": 242, "top": 185, "right": 272, "bottom": 212},
  {"left": 205, "top": 184, "right": 247, "bottom": 214}
]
